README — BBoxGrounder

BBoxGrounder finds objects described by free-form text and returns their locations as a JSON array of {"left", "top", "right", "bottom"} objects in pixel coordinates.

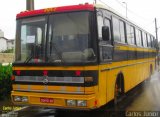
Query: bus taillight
[
  {"left": 75, "top": 70, "right": 81, "bottom": 76},
  {"left": 43, "top": 70, "right": 48, "bottom": 76},
  {"left": 16, "top": 70, "right": 21, "bottom": 76}
]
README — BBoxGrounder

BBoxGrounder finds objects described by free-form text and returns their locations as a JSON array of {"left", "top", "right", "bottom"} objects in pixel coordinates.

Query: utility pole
[
  {"left": 26, "top": 0, "right": 34, "bottom": 44},
  {"left": 26, "top": 0, "right": 34, "bottom": 10},
  {"left": 155, "top": 18, "right": 159, "bottom": 66},
  {"left": 155, "top": 18, "right": 159, "bottom": 51},
  {"left": 155, "top": 18, "right": 158, "bottom": 40}
]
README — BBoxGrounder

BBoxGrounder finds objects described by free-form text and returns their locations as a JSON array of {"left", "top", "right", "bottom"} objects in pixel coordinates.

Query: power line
[
  {"left": 143, "top": 20, "right": 155, "bottom": 28},
  {"left": 114, "top": 0, "right": 153, "bottom": 22},
  {"left": 114, "top": 0, "right": 125, "bottom": 8},
  {"left": 98, "top": 0, "right": 113, "bottom": 9},
  {"left": 98, "top": 0, "right": 154, "bottom": 27}
]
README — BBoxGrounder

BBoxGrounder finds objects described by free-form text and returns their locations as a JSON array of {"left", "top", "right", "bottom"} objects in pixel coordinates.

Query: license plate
[{"left": 40, "top": 97, "right": 54, "bottom": 103}]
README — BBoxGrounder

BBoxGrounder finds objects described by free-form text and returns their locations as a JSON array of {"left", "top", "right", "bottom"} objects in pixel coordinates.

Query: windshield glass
[
  {"left": 15, "top": 12, "right": 96, "bottom": 64},
  {"left": 47, "top": 12, "right": 96, "bottom": 63},
  {"left": 15, "top": 16, "right": 47, "bottom": 63}
]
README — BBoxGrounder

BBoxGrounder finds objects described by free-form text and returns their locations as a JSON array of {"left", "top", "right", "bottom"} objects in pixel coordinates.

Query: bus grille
[{"left": 15, "top": 76, "right": 84, "bottom": 83}]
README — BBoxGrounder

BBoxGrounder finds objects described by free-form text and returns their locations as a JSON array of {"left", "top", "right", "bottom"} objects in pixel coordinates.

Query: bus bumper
[{"left": 11, "top": 91, "right": 99, "bottom": 110}]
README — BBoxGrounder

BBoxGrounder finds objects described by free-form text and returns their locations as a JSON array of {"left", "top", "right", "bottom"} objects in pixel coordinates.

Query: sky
[{"left": 0, "top": 0, "right": 160, "bottom": 40}]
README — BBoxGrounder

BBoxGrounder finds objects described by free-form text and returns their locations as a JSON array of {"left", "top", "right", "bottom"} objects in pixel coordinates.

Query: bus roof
[
  {"left": 16, "top": 3, "right": 94, "bottom": 19},
  {"left": 16, "top": 3, "right": 154, "bottom": 36}
]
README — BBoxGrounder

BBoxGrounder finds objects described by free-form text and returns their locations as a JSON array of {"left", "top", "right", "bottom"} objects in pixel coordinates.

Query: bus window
[
  {"left": 147, "top": 34, "right": 151, "bottom": 47},
  {"left": 97, "top": 15, "right": 103, "bottom": 39},
  {"left": 126, "top": 24, "right": 131, "bottom": 44},
  {"left": 112, "top": 17, "right": 120, "bottom": 42},
  {"left": 19, "top": 17, "right": 46, "bottom": 62},
  {"left": 102, "top": 18, "right": 113, "bottom": 61},
  {"left": 136, "top": 29, "right": 142, "bottom": 46},
  {"left": 150, "top": 36, "right": 153, "bottom": 48},
  {"left": 152, "top": 36, "right": 156, "bottom": 48},
  {"left": 153, "top": 37, "right": 156, "bottom": 48},
  {"left": 146, "top": 33, "right": 149, "bottom": 47},
  {"left": 140, "top": 31, "right": 143, "bottom": 47},
  {"left": 104, "top": 18, "right": 111, "bottom": 41},
  {"left": 119, "top": 20, "right": 126, "bottom": 43},
  {"left": 130, "top": 26, "right": 135, "bottom": 45},
  {"left": 142, "top": 32, "right": 147, "bottom": 47},
  {"left": 139, "top": 30, "right": 142, "bottom": 46},
  {"left": 126, "top": 24, "right": 135, "bottom": 45},
  {"left": 37, "top": 28, "right": 42, "bottom": 44}
]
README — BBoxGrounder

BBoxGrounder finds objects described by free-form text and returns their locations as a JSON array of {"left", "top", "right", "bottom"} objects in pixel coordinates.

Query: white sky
[{"left": 0, "top": 0, "right": 160, "bottom": 40}]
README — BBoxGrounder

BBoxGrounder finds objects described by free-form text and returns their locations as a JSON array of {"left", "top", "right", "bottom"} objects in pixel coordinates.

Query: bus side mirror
[{"left": 102, "top": 26, "right": 110, "bottom": 41}]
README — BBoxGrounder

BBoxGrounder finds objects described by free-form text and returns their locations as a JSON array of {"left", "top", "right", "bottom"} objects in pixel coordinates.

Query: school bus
[{"left": 11, "top": 3, "right": 157, "bottom": 110}]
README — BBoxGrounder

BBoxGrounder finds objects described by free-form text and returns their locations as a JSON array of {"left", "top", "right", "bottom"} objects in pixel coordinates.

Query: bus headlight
[
  {"left": 22, "top": 96, "right": 28, "bottom": 102},
  {"left": 77, "top": 100, "right": 87, "bottom": 107},
  {"left": 66, "top": 100, "right": 76, "bottom": 106},
  {"left": 85, "top": 77, "right": 93, "bottom": 82},
  {"left": 14, "top": 96, "right": 21, "bottom": 102}
]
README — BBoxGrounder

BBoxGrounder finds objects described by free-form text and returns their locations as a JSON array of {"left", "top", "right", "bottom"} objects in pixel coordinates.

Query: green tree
[{"left": 0, "top": 64, "right": 12, "bottom": 100}]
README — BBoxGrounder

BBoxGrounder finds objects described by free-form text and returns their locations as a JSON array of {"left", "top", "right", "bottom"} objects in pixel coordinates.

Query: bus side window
[
  {"left": 153, "top": 37, "right": 156, "bottom": 48},
  {"left": 97, "top": 15, "right": 104, "bottom": 40},
  {"left": 104, "top": 18, "right": 111, "bottom": 41},
  {"left": 119, "top": 20, "right": 126, "bottom": 43},
  {"left": 150, "top": 36, "right": 153, "bottom": 48},
  {"left": 112, "top": 17, "right": 120, "bottom": 42},
  {"left": 101, "top": 18, "right": 113, "bottom": 61},
  {"left": 146, "top": 34, "right": 149, "bottom": 47},
  {"left": 142, "top": 32, "right": 147, "bottom": 47},
  {"left": 147, "top": 34, "right": 151, "bottom": 47},
  {"left": 126, "top": 24, "right": 131, "bottom": 44},
  {"left": 136, "top": 29, "right": 142, "bottom": 46},
  {"left": 131, "top": 26, "right": 136, "bottom": 45},
  {"left": 139, "top": 30, "right": 143, "bottom": 46}
]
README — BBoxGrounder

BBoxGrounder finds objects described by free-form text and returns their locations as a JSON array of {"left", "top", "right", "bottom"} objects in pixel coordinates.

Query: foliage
[
  {"left": 0, "top": 63, "right": 12, "bottom": 100},
  {"left": 1, "top": 49, "right": 14, "bottom": 53}
]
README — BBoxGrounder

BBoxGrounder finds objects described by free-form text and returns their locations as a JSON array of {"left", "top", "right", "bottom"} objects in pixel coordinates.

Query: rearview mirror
[{"left": 102, "top": 26, "right": 110, "bottom": 41}]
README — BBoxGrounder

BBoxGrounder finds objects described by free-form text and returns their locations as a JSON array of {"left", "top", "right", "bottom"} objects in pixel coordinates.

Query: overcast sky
[{"left": 0, "top": 0, "right": 160, "bottom": 40}]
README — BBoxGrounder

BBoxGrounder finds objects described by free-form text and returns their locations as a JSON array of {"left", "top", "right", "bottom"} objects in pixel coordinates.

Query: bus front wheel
[{"left": 114, "top": 77, "right": 124, "bottom": 108}]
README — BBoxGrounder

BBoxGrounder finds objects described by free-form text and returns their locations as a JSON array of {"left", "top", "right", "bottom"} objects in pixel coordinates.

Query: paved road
[{"left": 2, "top": 71, "right": 160, "bottom": 117}]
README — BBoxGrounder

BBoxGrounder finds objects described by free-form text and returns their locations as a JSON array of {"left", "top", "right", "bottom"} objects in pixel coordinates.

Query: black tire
[
  {"left": 146, "top": 65, "right": 153, "bottom": 82},
  {"left": 114, "top": 80, "right": 124, "bottom": 109}
]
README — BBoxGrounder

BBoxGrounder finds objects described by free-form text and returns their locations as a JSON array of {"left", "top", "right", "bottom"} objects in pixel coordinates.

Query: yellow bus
[{"left": 11, "top": 3, "right": 157, "bottom": 110}]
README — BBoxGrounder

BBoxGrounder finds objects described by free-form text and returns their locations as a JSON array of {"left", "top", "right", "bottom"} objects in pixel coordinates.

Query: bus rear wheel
[{"left": 146, "top": 65, "right": 153, "bottom": 82}]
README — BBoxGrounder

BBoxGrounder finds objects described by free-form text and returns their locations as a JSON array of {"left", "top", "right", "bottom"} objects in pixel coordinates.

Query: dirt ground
[{"left": 0, "top": 53, "right": 14, "bottom": 63}]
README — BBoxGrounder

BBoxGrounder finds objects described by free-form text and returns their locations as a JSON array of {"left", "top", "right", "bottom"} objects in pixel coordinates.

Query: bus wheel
[
  {"left": 146, "top": 65, "right": 153, "bottom": 82},
  {"left": 114, "top": 79, "right": 124, "bottom": 108}
]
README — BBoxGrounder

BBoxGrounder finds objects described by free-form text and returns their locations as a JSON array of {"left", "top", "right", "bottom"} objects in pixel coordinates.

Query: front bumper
[{"left": 11, "top": 91, "right": 99, "bottom": 110}]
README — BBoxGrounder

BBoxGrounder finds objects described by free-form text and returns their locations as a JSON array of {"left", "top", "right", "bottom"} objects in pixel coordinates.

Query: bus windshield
[
  {"left": 15, "top": 16, "right": 47, "bottom": 63},
  {"left": 15, "top": 11, "right": 96, "bottom": 64}
]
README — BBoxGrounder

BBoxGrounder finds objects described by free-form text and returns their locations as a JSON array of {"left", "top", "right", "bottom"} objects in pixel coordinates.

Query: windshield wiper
[
  {"left": 49, "top": 30, "right": 65, "bottom": 63},
  {"left": 24, "top": 54, "right": 34, "bottom": 63},
  {"left": 24, "top": 45, "right": 35, "bottom": 63},
  {"left": 49, "top": 42, "right": 65, "bottom": 63}
]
